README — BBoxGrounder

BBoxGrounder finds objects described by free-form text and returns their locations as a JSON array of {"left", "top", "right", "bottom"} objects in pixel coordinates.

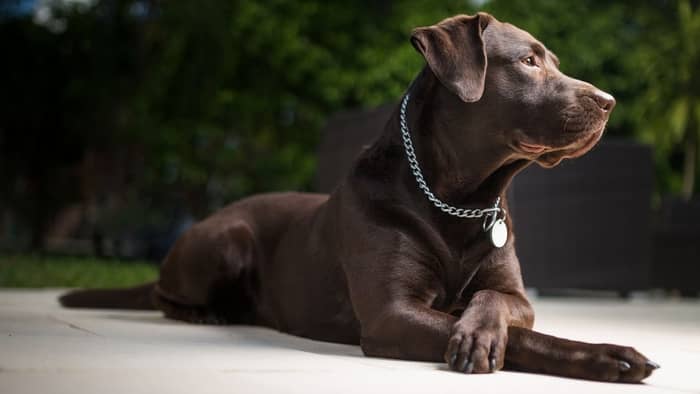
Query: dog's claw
[
  {"left": 458, "top": 358, "right": 469, "bottom": 373},
  {"left": 489, "top": 357, "right": 497, "bottom": 372},
  {"left": 646, "top": 360, "right": 660, "bottom": 370},
  {"left": 618, "top": 361, "right": 631, "bottom": 372},
  {"left": 465, "top": 361, "right": 474, "bottom": 374}
]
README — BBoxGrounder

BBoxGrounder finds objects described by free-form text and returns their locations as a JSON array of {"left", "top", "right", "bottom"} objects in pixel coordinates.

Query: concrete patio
[{"left": 0, "top": 289, "right": 698, "bottom": 394}]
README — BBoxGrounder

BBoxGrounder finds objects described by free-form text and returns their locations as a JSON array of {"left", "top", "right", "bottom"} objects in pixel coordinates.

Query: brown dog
[{"left": 61, "top": 12, "right": 659, "bottom": 382}]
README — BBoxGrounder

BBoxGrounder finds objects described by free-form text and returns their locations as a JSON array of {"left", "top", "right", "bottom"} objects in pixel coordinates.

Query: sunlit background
[{"left": 0, "top": 0, "right": 698, "bottom": 295}]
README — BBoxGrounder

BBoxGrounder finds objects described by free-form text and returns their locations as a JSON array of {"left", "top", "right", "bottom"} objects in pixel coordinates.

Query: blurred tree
[
  {"left": 120, "top": 0, "right": 477, "bottom": 214},
  {"left": 0, "top": 0, "right": 477, "bottom": 247},
  {"left": 635, "top": 0, "right": 700, "bottom": 199},
  {"left": 0, "top": 2, "right": 252, "bottom": 246},
  {"left": 1, "top": 0, "right": 697, "bottom": 251},
  {"left": 0, "top": 0, "right": 147, "bottom": 247}
]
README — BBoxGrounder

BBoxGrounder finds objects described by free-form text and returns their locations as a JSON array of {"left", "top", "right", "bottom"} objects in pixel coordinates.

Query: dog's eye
[{"left": 522, "top": 56, "right": 537, "bottom": 67}]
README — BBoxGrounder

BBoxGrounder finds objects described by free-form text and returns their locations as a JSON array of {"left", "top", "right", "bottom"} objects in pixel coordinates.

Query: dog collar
[{"left": 399, "top": 92, "right": 508, "bottom": 248}]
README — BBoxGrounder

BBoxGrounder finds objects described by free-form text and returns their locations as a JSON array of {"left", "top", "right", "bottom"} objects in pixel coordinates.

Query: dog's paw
[
  {"left": 444, "top": 317, "right": 507, "bottom": 374},
  {"left": 582, "top": 344, "right": 659, "bottom": 383}
]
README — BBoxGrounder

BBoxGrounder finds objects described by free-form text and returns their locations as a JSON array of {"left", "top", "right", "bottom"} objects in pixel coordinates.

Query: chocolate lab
[{"left": 61, "top": 12, "right": 659, "bottom": 382}]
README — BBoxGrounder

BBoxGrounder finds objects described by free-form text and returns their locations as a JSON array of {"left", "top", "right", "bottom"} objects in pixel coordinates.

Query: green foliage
[
  {"left": 633, "top": 0, "right": 700, "bottom": 198},
  {"left": 126, "top": 0, "right": 478, "bottom": 213},
  {"left": 1, "top": 0, "right": 698, "bottom": 245},
  {"left": 0, "top": 254, "right": 157, "bottom": 288}
]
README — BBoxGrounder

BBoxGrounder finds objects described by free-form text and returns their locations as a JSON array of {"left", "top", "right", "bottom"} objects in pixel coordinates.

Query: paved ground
[{"left": 0, "top": 289, "right": 699, "bottom": 394}]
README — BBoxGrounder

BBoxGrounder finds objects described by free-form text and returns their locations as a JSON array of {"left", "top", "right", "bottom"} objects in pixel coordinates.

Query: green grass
[{"left": 0, "top": 254, "right": 158, "bottom": 288}]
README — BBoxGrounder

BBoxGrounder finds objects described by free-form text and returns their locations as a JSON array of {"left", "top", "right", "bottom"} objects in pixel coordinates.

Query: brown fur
[{"left": 61, "top": 13, "right": 657, "bottom": 382}]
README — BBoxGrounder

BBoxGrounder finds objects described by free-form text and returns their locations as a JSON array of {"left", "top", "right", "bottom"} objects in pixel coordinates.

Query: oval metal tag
[{"left": 490, "top": 219, "right": 508, "bottom": 248}]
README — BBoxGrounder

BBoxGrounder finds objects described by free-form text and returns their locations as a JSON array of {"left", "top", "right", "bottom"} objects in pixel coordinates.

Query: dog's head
[{"left": 411, "top": 13, "right": 614, "bottom": 168}]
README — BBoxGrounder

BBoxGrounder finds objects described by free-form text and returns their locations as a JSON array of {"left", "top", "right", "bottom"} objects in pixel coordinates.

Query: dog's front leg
[
  {"left": 352, "top": 256, "right": 457, "bottom": 362},
  {"left": 442, "top": 246, "right": 656, "bottom": 381},
  {"left": 445, "top": 289, "right": 532, "bottom": 373},
  {"left": 354, "top": 246, "right": 531, "bottom": 368},
  {"left": 445, "top": 245, "right": 534, "bottom": 374},
  {"left": 356, "top": 282, "right": 655, "bottom": 382},
  {"left": 360, "top": 301, "right": 456, "bottom": 362}
]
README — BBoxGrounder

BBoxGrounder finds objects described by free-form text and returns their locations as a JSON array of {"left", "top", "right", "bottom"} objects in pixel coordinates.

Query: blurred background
[{"left": 0, "top": 0, "right": 698, "bottom": 295}]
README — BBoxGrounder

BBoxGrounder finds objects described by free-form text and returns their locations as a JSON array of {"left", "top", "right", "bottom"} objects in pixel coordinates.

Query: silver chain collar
[{"left": 399, "top": 92, "right": 506, "bottom": 231}]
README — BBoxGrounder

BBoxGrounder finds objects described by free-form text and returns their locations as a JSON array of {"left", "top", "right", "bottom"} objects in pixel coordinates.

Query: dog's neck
[{"left": 366, "top": 69, "right": 530, "bottom": 213}]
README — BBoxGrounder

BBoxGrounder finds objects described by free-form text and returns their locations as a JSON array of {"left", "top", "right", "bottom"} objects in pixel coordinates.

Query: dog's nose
[{"left": 592, "top": 90, "right": 616, "bottom": 112}]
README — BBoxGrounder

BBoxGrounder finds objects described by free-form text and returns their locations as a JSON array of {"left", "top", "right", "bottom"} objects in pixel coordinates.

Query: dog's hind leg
[{"left": 153, "top": 220, "right": 259, "bottom": 325}]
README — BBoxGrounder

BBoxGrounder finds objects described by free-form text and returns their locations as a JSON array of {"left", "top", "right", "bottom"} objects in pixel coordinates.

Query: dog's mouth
[
  {"left": 518, "top": 142, "right": 548, "bottom": 154},
  {"left": 516, "top": 127, "right": 604, "bottom": 168}
]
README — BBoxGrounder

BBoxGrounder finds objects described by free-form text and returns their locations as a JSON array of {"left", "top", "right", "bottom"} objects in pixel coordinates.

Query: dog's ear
[{"left": 411, "top": 13, "right": 492, "bottom": 102}]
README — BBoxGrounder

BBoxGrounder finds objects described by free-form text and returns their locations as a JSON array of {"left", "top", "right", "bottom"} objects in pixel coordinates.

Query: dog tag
[{"left": 490, "top": 219, "right": 508, "bottom": 248}]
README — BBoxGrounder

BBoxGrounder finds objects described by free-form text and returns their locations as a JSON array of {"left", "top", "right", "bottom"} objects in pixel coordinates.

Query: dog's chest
[{"left": 433, "top": 251, "right": 485, "bottom": 314}]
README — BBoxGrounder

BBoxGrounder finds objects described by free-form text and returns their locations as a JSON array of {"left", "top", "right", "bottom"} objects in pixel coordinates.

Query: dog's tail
[{"left": 59, "top": 282, "right": 157, "bottom": 310}]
